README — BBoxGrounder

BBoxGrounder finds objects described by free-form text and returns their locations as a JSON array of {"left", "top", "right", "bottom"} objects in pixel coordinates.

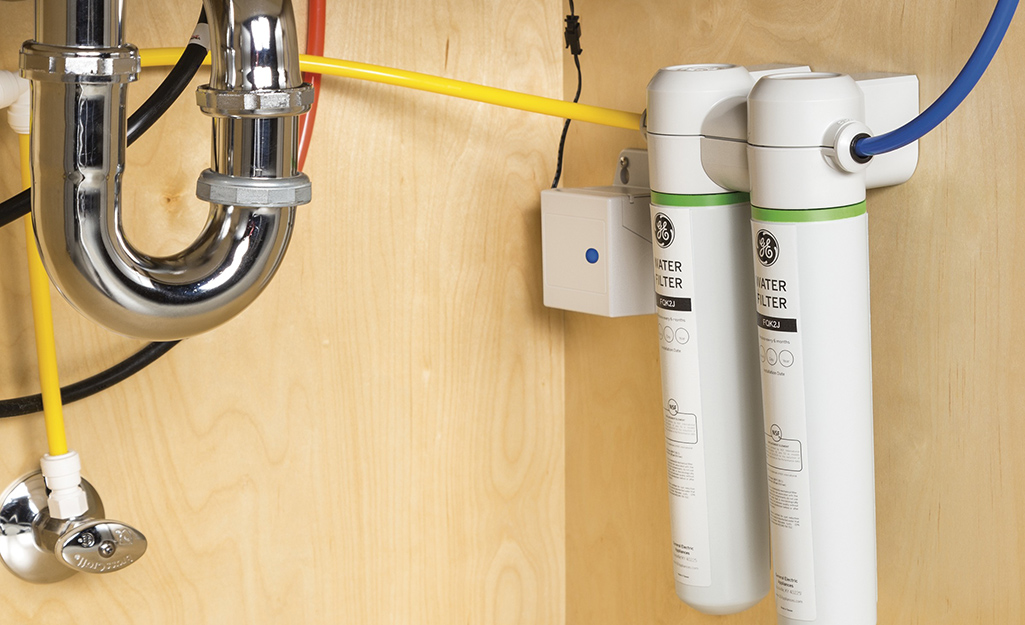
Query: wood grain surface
[
  {"left": 564, "top": 1, "right": 1024, "bottom": 624},
  {"left": 4, "top": 1, "right": 1023, "bottom": 623},
  {"left": 0, "top": 1, "right": 565, "bottom": 623}
]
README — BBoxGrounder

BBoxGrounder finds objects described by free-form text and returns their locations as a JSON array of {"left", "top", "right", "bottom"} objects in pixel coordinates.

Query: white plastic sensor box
[{"left": 541, "top": 148, "right": 655, "bottom": 317}]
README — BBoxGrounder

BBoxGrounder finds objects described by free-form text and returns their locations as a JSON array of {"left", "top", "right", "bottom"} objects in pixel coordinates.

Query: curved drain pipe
[{"left": 22, "top": 0, "right": 311, "bottom": 341}]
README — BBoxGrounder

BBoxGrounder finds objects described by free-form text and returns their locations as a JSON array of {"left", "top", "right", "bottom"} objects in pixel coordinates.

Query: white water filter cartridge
[
  {"left": 747, "top": 73, "right": 877, "bottom": 625},
  {"left": 646, "top": 64, "right": 769, "bottom": 614}
]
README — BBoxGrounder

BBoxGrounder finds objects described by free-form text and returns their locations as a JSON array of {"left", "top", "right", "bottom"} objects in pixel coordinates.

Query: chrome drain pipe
[{"left": 21, "top": 0, "right": 311, "bottom": 340}]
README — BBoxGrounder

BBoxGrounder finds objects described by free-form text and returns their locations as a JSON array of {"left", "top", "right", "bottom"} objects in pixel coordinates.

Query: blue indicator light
[{"left": 585, "top": 248, "right": 599, "bottom": 264}]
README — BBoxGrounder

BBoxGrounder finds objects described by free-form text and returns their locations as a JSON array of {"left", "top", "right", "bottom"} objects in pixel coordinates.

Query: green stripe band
[
  {"left": 751, "top": 201, "right": 867, "bottom": 223},
  {"left": 651, "top": 191, "right": 751, "bottom": 207}
]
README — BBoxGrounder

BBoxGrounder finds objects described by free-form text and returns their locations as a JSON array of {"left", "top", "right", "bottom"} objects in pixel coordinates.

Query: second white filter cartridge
[{"left": 747, "top": 72, "right": 879, "bottom": 625}]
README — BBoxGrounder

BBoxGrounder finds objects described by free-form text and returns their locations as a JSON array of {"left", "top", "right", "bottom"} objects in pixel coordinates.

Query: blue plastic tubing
[{"left": 853, "top": 0, "right": 1019, "bottom": 158}]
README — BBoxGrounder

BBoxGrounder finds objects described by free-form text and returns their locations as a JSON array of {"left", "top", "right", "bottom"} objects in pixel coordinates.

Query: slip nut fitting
[
  {"left": 20, "top": 42, "right": 140, "bottom": 84},
  {"left": 196, "top": 84, "right": 314, "bottom": 118},
  {"left": 196, "top": 169, "right": 313, "bottom": 208}
]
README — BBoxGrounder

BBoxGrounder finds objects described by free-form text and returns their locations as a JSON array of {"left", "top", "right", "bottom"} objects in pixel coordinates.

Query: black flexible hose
[
  {"left": 0, "top": 10, "right": 209, "bottom": 418},
  {"left": 127, "top": 12, "right": 208, "bottom": 143},
  {"left": 0, "top": 189, "right": 28, "bottom": 229},
  {"left": 0, "top": 342, "right": 180, "bottom": 418}
]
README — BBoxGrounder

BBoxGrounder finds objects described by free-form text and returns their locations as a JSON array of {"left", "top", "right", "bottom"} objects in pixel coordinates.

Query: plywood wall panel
[
  {"left": 0, "top": 1, "right": 564, "bottom": 623},
  {"left": 5, "top": 1, "right": 1022, "bottom": 623}
]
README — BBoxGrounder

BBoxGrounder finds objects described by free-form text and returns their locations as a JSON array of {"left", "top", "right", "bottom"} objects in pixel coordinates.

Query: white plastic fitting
[
  {"left": 40, "top": 451, "right": 89, "bottom": 520},
  {"left": 1, "top": 69, "right": 30, "bottom": 135},
  {"left": 0, "top": 70, "right": 30, "bottom": 135},
  {"left": 828, "top": 119, "right": 874, "bottom": 174},
  {"left": 0, "top": 70, "right": 28, "bottom": 108},
  {"left": 9, "top": 89, "right": 30, "bottom": 136}
]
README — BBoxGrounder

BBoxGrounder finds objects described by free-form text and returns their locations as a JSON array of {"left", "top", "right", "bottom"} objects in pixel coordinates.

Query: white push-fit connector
[
  {"left": 1, "top": 69, "right": 31, "bottom": 135},
  {"left": 0, "top": 70, "right": 28, "bottom": 108},
  {"left": 828, "top": 119, "right": 874, "bottom": 174},
  {"left": 40, "top": 451, "right": 89, "bottom": 520},
  {"left": 8, "top": 88, "right": 30, "bottom": 136}
]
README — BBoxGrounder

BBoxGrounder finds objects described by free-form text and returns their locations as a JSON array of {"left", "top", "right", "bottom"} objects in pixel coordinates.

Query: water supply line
[
  {"left": 20, "top": 126, "right": 69, "bottom": 457},
  {"left": 22, "top": 0, "right": 313, "bottom": 341},
  {"left": 0, "top": 79, "right": 69, "bottom": 457},
  {"left": 140, "top": 49, "right": 645, "bottom": 131}
]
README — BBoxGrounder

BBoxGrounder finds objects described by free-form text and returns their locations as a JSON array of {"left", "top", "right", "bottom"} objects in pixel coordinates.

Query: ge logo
[
  {"left": 756, "top": 229, "right": 779, "bottom": 267},
  {"left": 654, "top": 213, "right": 674, "bottom": 248}
]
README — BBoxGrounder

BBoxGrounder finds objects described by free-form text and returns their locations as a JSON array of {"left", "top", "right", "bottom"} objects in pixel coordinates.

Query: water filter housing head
[
  {"left": 647, "top": 64, "right": 815, "bottom": 196},
  {"left": 647, "top": 64, "right": 755, "bottom": 137},
  {"left": 747, "top": 73, "right": 868, "bottom": 209},
  {"left": 646, "top": 64, "right": 756, "bottom": 195},
  {"left": 748, "top": 72, "right": 865, "bottom": 147}
]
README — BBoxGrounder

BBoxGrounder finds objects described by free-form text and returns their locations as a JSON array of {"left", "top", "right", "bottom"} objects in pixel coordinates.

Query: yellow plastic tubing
[
  {"left": 140, "top": 48, "right": 643, "bottom": 131},
  {"left": 19, "top": 133, "right": 69, "bottom": 457}
]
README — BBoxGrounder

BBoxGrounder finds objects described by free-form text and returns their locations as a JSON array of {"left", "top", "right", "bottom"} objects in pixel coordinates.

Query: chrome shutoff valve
[{"left": 0, "top": 470, "right": 147, "bottom": 583}]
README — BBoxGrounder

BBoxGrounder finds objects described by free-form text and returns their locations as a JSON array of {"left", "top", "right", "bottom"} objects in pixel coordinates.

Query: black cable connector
[
  {"left": 564, "top": 15, "right": 583, "bottom": 56},
  {"left": 551, "top": 2, "right": 582, "bottom": 190}
]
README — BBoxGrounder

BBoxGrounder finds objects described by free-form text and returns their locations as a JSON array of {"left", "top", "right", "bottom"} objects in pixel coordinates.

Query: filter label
[
  {"left": 652, "top": 204, "right": 711, "bottom": 587},
  {"left": 752, "top": 222, "right": 817, "bottom": 621}
]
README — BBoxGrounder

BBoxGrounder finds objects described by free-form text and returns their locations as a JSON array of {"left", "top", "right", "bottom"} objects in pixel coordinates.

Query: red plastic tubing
[{"left": 297, "top": 0, "right": 327, "bottom": 170}]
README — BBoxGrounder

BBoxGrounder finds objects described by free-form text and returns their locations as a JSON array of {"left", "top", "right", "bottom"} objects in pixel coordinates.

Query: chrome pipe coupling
[
  {"left": 196, "top": 169, "right": 312, "bottom": 208},
  {"left": 196, "top": 83, "right": 314, "bottom": 117},
  {"left": 195, "top": 82, "right": 314, "bottom": 209},
  {"left": 20, "top": 41, "right": 139, "bottom": 83}
]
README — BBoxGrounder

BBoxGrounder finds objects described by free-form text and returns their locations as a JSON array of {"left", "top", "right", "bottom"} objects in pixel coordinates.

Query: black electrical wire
[
  {"left": 127, "top": 8, "right": 209, "bottom": 143},
  {"left": 0, "top": 191, "right": 29, "bottom": 230},
  {"left": 0, "top": 10, "right": 209, "bottom": 418},
  {"left": 0, "top": 8, "right": 209, "bottom": 229},
  {"left": 0, "top": 342, "right": 180, "bottom": 419},
  {"left": 551, "top": 0, "right": 582, "bottom": 189}
]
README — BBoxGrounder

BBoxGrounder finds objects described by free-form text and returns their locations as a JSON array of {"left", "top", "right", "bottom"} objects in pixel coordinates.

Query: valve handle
[{"left": 56, "top": 519, "right": 147, "bottom": 574}]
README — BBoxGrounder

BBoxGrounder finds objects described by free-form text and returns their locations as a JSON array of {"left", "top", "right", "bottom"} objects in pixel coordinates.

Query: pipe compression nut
[
  {"left": 196, "top": 84, "right": 314, "bottom": 117},
  {"left": 196, "top": 169, "right": 313, "bottom": 208},
  {"left": 20, "top": 42, "right": 140, "bottom": 84}
]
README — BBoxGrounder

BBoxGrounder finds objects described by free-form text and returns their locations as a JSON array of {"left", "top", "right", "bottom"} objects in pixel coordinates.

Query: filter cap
[
  {"left": 646, "top": 64, "right": 754, "bottom": 136},
  {"left": 748, "top": 73, "right": 865, "bottom": 148}
]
